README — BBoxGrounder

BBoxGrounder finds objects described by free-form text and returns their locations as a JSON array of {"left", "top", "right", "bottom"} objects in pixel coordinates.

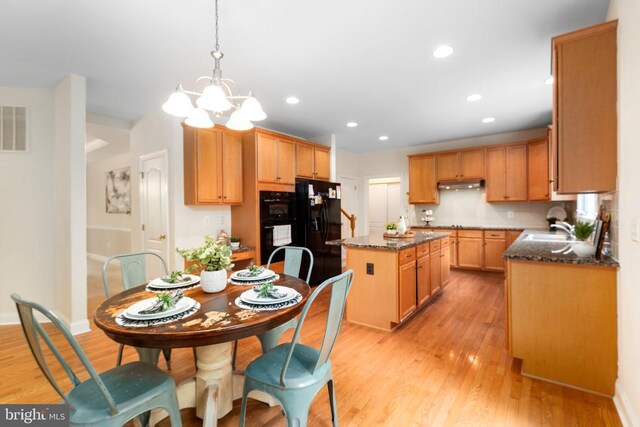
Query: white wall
[
  {"left": 336, "top": 127, "right": 551, "bottom": 234},
  {"left": 0, "top": 87, "right": 56, "bottom": 322},
  {"left": 86, "top": 152, "right": 134, "bottom": 258},
  {"left": 129, "top": 109, "right": 231, "bottom": 270},
  {"left": 607, "top": 1, "right": 640, "bottom": 425}
]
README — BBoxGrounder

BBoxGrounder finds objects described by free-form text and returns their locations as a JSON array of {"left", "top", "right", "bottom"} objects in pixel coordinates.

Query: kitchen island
[
  {"left": 503, "top": 230, "right": 619, "bottom": 396},
  {"left": 327, "top": 232, "right": 450, "bottom": 331}
]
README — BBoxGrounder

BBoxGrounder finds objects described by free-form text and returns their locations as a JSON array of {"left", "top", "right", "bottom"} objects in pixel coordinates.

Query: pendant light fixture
[{"left": 162, "top": 0, "right": 266, "bottom": 130}]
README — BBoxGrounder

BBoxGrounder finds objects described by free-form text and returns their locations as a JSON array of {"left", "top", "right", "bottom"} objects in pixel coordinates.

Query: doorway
[
  {"left": 367, "top": 177, "right": 402, "bottom": 236},
  {"left": 339, "top": 176, "right": 358, "bottom": 238},
  {"left": 139, "top": 150, "right": 170, "bottom": 278}
]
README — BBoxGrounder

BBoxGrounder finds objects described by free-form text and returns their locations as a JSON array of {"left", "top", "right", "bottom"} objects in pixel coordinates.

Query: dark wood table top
[{"left": 93, "top": 275, "right": 310, "bottom": 349}]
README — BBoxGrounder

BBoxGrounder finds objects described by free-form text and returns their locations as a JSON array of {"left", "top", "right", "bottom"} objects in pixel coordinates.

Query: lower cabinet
[
  {"left": 399, "top": 259, "right": 417, "bottom": 321},
  {"left": 430, "top": 249, "right": 442, "bottom": 295},
  {"left": 484, "top": 231, "right": 507, "bottom": 272},
  {"left": 441, "top": 247, "right": 451, "bottom": 286},
  {"left": 417, "top": 255, "right": 431, "bottom": 306},
  {"left": 457, "top": 230, "right": 484, "bottom": 269}
]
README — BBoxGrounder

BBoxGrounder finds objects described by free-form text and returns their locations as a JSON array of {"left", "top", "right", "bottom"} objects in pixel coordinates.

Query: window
[
  {"left": 0, "top": 106, "right": 28, "bottom": 152},
  {"left": 576, "top": 194, "right": 599, "bottom": 220}
]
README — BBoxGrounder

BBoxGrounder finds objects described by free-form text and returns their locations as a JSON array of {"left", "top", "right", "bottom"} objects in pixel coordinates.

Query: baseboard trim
[
  {"left": 70, "top": 318, "right": 91, "bottom": 335},
  {"left": 87, "top": 252, "right": 109, "bottom": 263},
  {"left": 0, "top": 312, "right": 50, "bottom": 325},
  {"left": 0, "top": 312, "right": 90, "bottom": 336},
  {"left": 614, "top": 380, "right": 639, "bottom": 427}
]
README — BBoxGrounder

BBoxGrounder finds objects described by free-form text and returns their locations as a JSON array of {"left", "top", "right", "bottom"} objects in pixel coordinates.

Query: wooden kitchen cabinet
[
  {"left": 486, "top": 144, "right": 527, "bottom": 202},
  {"left": 484, "top": 230, "right": 506, "bottom": 272},
  {"left": 441, "top": 246, "right": 451, "bottom": 287},
  {"left": 296, "top": 143, "right": 330, "bottom": 180},
  {"left": 528, "top": 137, "right": 550, "bottom": 201},
  {"left": 552, "top": 20, "right": 617, "bottom": 194},
  {"left": 506, "top": 230, "right": 524, "bottom": 248},
  {"left": 257, "top": 132, "right": 296, "bottom": 184},
  {"left": 417, "top": 254, "right": 430, "bottom": 306},
  {"left": 457, "top": 230, "right": 484, "bottom": 269},
  {"left": 436, "top": 149, "right": 485, "bottom": 181},
  {"left": 183, "top": 126, "right": 243, "bottom": 205},
  {"left": 408, "top": 154, "right": 438, "bottom": 204},
  {"left": 399, "top": 256, "right": 417, "bottom": 321},
  {"left": 430, "top": 249, "right": 442, "bottom": 295}
]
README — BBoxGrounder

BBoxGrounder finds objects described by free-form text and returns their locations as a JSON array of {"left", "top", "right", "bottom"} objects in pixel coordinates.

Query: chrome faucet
[{"left": 551, "top": 222, "right": 574, "bottom": 236}]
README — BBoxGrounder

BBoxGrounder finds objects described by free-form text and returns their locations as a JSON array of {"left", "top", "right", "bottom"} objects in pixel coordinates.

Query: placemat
[
  {"left": 116, "top": 302, "right": 201, "bottom": 328},
  {"left": 234, "top": 293, "right": 302, "bottom": 311},
  {"left": 228, "top": 274, "right": 280, "bottom": 286}
]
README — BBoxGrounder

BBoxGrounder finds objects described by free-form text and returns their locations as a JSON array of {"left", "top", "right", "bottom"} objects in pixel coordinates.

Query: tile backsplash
[
  {"left": 412, "top": 189, "right": 572, "bottom": 229},
  {"left": 599, "top": 192, "right": 618, "bottom": 260}
]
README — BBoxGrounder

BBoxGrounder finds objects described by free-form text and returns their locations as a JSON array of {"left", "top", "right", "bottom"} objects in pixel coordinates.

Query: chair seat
[
  {"left": 67, "top": 362, "right": 175, "bottom": 424},
  {"left": 246, "top": 343, "right": 331, "bottom": 389}
]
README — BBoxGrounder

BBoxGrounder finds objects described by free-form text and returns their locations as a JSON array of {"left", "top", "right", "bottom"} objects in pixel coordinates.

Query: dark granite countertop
[
  {"left": 326, "top": 232, "right": 450, "bottom": 251},
  {"left": 232, "top": 245, "right": 255, "bottom": 253},
  {"left": 411, "top": 224, "right": 548, "bottom": 231},
  {"left": 503, "top": 230, "right": 619, "bottom": 267}
]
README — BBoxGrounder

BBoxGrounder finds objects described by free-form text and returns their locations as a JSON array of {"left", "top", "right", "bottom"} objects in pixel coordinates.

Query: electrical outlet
[
  {"left": 366, "top": 263, "right": 374, "bottom": 275},
  {"left": 507, "top": 211, "right": 514, "bottom": 219}
]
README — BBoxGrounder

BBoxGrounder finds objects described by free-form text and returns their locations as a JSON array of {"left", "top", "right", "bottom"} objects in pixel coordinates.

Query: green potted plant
[
  {"left": 230, "top": 236, "right": 241, "bottom": 250},
  {"left": 385, "top": 222, "right": 398, "bottom": 235},
  {"left": 177, "top": 235, "right": 234, "bottom": 293},
  {"left": 571, "top": 220, "right": 596, "bottom": 257}
]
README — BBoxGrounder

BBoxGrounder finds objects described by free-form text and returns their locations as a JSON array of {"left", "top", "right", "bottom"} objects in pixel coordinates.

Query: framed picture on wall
[{"left": 106, "top": 167, "right": 131, "bottom": 214}]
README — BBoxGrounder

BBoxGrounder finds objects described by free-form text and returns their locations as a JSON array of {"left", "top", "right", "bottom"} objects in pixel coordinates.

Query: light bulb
[
  {"left": 226, "top": 109, "right": 254, "bottom": 131},
  {"left": 184, "top": 108, "right": 214, "bottom": 128},
  {"left": 240, "top": 96, "right": 266, "bottom": 121},
  {"left": 162, "top": 89, "right": 194, "bottom": 117},
  {"left": 197, "top": 84, "right": 232, "bottom": 113}
]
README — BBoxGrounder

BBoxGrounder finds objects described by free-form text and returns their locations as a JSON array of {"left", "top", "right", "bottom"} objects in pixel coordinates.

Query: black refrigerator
[{"left": 295, "top": 179, "right": 343, "bottom": 285}]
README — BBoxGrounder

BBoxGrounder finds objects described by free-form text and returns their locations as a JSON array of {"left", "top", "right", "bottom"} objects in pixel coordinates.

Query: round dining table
[{"left": 94, "top": 274, "right": 311, "bottom": 427}]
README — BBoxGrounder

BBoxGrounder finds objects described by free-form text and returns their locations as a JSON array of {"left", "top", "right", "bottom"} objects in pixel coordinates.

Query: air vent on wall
[{"left": 1, "top": 106, "right": 27, "bottom": 152}]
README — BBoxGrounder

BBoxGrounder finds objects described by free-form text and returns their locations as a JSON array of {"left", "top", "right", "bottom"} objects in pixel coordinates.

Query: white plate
[
  {"left": 231, "top": 269, "right": 277, "bottom": 282},
  {"left": 240, "top": 286, "right": 297, "bottom": 305},
  {"left": 124, "top": 297, "right": 197, "bottom": 320},
  {"left": 228, "top": 274, "right": 280, "bottom": 286},
  {"left": 149, "top": 274, "right": 200, "bottom": 289}
]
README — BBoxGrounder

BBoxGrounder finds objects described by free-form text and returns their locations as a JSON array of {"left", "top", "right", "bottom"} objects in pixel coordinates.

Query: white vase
[
  {"left": 571, "top": 241, "right": 597, "bottom": 257},
  {"left": 397, "top": 216, "right": 407, "bottom": 235},
  {"left": 200, "top": 269, "right": 228, "bottom": 293},
  {"left": 231, "top": 242, "right": 240, "bottom": 250}
]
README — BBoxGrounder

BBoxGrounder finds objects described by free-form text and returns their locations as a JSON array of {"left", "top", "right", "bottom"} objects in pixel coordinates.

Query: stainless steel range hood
[{"left": 438, "top": 180, "right": 484, "bottom": 190}]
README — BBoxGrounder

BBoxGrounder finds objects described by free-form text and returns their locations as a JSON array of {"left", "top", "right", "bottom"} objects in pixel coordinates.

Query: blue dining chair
[
  {"left": 232, "top": 246, "right": 314, "bottom": 370},
  {"left": 239, "top": 269, "right": 353, "bottom": 427},
  {"left": 11, "top": 293, "right": 182, "bottom": 427},
  {"left": 102, "top": 252, "right": 173, "bottom": 369}
]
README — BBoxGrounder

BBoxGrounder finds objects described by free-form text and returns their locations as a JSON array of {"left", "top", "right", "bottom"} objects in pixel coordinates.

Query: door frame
[
  {"left": 138, "top": 149, "right": 171, "bottom": 267},
  {"left": 338, "top": 174, "right": 359, "bottom": 237},
  {"left": 363, "top": 173, "right": 404, "bottom": 236}
]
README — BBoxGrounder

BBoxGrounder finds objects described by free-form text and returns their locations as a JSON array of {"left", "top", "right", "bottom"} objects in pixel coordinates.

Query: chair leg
[
  {"left": 116, "top": 344, "right": 124, "bottom": 366},
  {"left": 327, "top": 379, "right": 338, "bottom": 426},
  {"left": 165, "top": 392, "right": 183, "bottom": 427},
  {"left": 162, "top": 348, "right": 172, "bottom": 370},
  {"left": 231, "top": 340, "right": 238, "bottom": 370},
  {"left": 239, "top": 387, "right": 250, "bottom": 427},
  {"left": 282, "top": 401, "right": 310, "bottom": 427}
]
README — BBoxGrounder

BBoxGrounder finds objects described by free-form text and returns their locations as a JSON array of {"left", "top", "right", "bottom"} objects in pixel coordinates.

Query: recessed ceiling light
[
  {"left": 346, "top": 122, "right": 358, "bottom": 128},
  {"left": 466, "top": 94, "right": 482, "bottom": 102},
  {"left": 482, "top": 117, "right": 495, "bottom": 123},
  {"left": 378, "top": 135, "right": 389, "bottom": 141},
  {"left": 433, "top": 45, "right": 454, "bottom": 58},
  {"left": 545, "top": 76, "right": 554, "bottom": 85},
  {"left": 285, "top": 96, "right": 300, "bottom": 104}
]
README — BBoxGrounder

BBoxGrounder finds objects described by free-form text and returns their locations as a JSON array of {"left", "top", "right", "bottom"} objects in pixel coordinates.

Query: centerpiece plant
[
  {"left": 177, "top": 235, "right": 234, "bottom": 293},
  {"left": 571, "top": 220, "right": 597, "bottom": 258}
]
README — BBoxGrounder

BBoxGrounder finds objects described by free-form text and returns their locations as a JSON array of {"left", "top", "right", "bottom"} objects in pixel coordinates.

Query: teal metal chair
[
  {"left": 239, "top": 269, "right": 353, "bottom": 427},
  {"left": 232, "top": 246, "right": 314, "bottom": 369},
  {"left": 102, "top": 252, "right": 173, "bottom": 369},
  {"left": 11, "top": 293, "right": 182, "bottom": 427}
]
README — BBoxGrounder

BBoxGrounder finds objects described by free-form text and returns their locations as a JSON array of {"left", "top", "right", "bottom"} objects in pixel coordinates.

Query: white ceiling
[{"left": 0, "top": 0, "right": 609, "bottom": 152}]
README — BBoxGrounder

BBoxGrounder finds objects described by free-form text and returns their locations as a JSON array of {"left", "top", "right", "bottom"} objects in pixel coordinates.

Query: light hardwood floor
[{"left": 0, "top": 260, "right": 621, "bottom": 426}]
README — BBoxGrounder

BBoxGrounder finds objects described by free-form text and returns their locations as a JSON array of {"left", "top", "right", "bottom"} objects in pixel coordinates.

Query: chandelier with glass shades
[{"left": 162, "top": 0, "right": 266, "bottom": 130}]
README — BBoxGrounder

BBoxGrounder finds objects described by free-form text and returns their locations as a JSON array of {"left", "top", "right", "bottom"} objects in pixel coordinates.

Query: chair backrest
[
  {"left": 11, "top": 294, "right": 119, "bottom": 414},
  {"left": 102, "top": 252, "right": 168, "bottom": 298},
  {"left": 280, "top": 270, "right": 353, "bottom": 386},
  {"left": 266, "top": 246, "right": 314, "bottom": 283}
]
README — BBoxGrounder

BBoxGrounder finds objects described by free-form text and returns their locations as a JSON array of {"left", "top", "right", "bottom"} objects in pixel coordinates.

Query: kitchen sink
[{"left": 523, "top": 233, "right": 571, "bottom": 243}]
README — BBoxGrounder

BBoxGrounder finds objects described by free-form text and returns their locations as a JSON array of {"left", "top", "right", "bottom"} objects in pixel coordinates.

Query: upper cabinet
[
  {"left": 183, "top": 126, "right": 243, "bottom": 205},
  {"left": 436, "top": 149, "right": 485, "bottom": 182},
  {"left": 256, "top": 132, "right": 296, "bottom": 184},
  {"left": 486, "top": 144, "right": 527, "bottom": 202},
  {"left": 408, "top": 154, "right": 438, "bottom": 204},
  {"left": 552, "top": 20, "right": 618, "bottom": 193},
  {"left": 527, "top": 137, "right": 550, "bottom": 201},
  {"left": 296, "top": 143, "right": 330, "bottom": 181}
]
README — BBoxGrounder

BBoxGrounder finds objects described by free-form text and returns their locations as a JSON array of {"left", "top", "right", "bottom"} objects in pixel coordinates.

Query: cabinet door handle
[
  {"left": 223, "top": 196, "right": 227, "bottom": 199},
  {"left": 218, "top": 195, "right": 222, "bottom": 199}
]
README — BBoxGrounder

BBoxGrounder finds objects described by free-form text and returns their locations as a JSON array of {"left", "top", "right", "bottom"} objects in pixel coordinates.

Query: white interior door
[
  {"left": 139, "top": 150, "right": 169, "bottom": 277},
  {"left": 339, "top": 176, "right": 358, "bottom": 238},
  {"left": 368, "top": 180, "right": 402, "bottom": 236}
]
